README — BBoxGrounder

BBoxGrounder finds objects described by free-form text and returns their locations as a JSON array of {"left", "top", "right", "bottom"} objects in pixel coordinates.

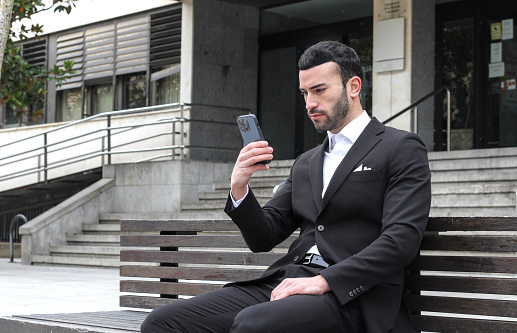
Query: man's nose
[{"left": 305, "top": 94, "right": 318, "bottom": 110}]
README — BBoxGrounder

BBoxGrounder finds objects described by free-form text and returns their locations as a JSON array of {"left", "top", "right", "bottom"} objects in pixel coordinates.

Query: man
[{"left": 141, "top": 41, "right": 431, "bottom": 333}]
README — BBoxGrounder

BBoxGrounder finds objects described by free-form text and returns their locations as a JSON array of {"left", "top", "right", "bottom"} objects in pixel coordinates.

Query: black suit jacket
[{"left": 225, "top": 117, "right": 431, "bottom": 332}]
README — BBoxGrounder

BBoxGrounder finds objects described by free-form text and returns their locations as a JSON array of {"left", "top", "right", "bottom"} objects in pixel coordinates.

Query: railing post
[
  {"left": 9, "top": 214, "right": 27, "bottom": 263},
  {"left": 180, "top": 105, "right": 184, "bottom": 160},
  {"left": 107, "top": 115, "right": 112, "bottom": 165},
  {"left": 172, "top": 121, "right": 176, "bottom": 160},
  {"left": 446, "top": 88, "right": 451, "bottom": 151},
  {"left": 38, "top": 154, "right": 42, "bottom": 183},
  {"left": 43, "top": 133, "right": 48, "bottom": 183},
  {"left": 412, "top": 106, "right": 418, "bottom": 134},
  {"left": 101, "top": 136, "right": 106, "bottom": 165}
]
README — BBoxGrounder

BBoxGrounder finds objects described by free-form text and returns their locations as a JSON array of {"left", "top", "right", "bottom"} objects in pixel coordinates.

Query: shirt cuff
[{"left": 230, "top": 186, "right": 249, "bottom": 208}]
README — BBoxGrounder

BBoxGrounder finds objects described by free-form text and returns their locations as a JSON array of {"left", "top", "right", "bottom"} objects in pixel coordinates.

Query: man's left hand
[{"left": 270, "top": 275, "right": 331, "bottom": 301}]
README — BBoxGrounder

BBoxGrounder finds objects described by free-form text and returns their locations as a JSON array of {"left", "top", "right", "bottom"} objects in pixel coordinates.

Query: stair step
[
  {"left": 31, "top": 254, "right": 120, "bottom": 268},
  {"left": 81, "top": 223, "right": 160, "bottom": 235},
  {"left": 429, "top": 155, "right": 517, "bottom": 171},
  {"left": 66, "top": 234, "right": 120, "bottom": 244},
  {"left": 430, "top": 207, "right": 517, "bottom": 217},
  {"left": 431, "top": 182, "right": 517, "bottom": 194},
  {"left": 198, "top": 189, "right": 275, "bottom": 201},
  {"left": 182, "top": 199, "right": 270, "bottom": 211},
  {"left": 214, "top": 179, "right": 286, "bottom": 191},
  {"left": 431, "top": 193, "right": 516, "bottom": 208},
  {"left": 431, "top": 169, "right": 517, "bottom": 183},
  {"left": 49, "top": 245, "right": 159, "bottom": 257},
  {"left": 99, "top": 212, "right": 228, "bottom": 221},
  {"left": 82, "top": 223, "right": 120, "bottom": 232},
  {"left": 428, "top": 147, "right": 517, "bottom": 160}
]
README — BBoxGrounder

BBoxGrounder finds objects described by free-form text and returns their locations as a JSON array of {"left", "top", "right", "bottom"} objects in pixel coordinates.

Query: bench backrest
[
  {"left": 120, "top": 219, "right": 294, "bottom": 309},
  {"left": 405, "top": 217, "right": 517, "bottom": 332},
  {"left": 120, "top": 217, "right": 517, "bottom": 332}
]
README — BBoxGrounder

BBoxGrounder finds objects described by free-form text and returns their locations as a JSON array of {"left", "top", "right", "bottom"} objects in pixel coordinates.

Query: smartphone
[{"left": 237, "top": 114, "right": 271, "bottom": 164}]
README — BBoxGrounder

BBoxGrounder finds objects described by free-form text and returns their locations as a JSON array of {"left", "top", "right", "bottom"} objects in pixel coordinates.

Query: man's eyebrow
[{"left": 299, "top": 83, "right": 326, "bottom": 91}]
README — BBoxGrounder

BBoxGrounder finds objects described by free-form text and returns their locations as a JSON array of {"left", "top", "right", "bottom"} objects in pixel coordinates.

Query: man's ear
[{"left": 348, "top": 76, "right": 362, "bottom": 98}]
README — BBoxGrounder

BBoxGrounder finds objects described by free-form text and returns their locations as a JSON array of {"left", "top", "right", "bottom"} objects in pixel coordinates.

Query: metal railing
[
  {"left": 9, "top": 214, "right": 27, "bottom": 262},
  {"left": 382, "top": 87, "right": 451, "bottom": 151},
  {"left": 0, "top": 103, "right": 244, "bottom": 189}
]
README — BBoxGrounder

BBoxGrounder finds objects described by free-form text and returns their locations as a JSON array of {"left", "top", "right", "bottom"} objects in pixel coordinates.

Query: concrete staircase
[
  {"left": 31, "top": 215, "right": 131, "bottom": 268},
  {"left": 183, "top": 148, "right": 517, "bottom": 217},
  {"left": 30, "top": 148, "right": 517, "bottom": 268},
  {"left": 182, "top": 159, "right": 293, "bottom": 213},
  {"left": 429, "top": 147, "right": 517, "bottom": 217}
]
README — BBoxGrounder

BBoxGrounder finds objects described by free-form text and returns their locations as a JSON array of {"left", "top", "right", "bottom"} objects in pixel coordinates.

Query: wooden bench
[{"left": 120, "top": 217, "right": 517, "bottom": 332}]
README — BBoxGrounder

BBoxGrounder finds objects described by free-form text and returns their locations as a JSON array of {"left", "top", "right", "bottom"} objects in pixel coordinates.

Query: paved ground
[{"left": 0, "top": 259, "right": 125, "bottom": 317}]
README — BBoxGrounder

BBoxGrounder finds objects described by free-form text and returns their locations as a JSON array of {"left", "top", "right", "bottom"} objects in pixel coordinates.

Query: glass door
[
  {"left": 485, "top": 10, "right": 517, "bottom": 148},
  {"left": 436, "top": 0, "right": 517, "bottom": 150}
]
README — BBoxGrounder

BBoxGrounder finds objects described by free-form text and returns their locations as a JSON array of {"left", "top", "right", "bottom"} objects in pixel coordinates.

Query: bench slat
[
  {"left": 406, "top": 295, "right": 517, "bottom": 317},
  {"left": 410, "top": 314, "right": 517, "bottom": 333},
  {"left": 420, "top": 235, "right": 517, "bottom": 252},
  {"left": 120, "top": 265, "right": 264, "bottom": 281},
  {"left": 407, "top": 256, "right": 517, "bottom": 274},
  {"left": 121, "top": 235, "right": 295, "bottom": 248},
  {"left": 121, "top": 219, "right": 236, "bottom": 232},
  {"left": 121, "top": 280, "right": 222, "bottom": 296},
  {"left": 120, "top": 250, "right": 286, "bottom": 266},
  {"left": 121, "top": 235, "right": 247, "bottom": 248},
  {"left": 404, "top": 275, "right": 517, "bottom": 295},
  {"left": 425, "top": 217, "right": 517, "bottom": 232},
  {"left": 120, "top": 295, "right": 178, "bottom": 309}
]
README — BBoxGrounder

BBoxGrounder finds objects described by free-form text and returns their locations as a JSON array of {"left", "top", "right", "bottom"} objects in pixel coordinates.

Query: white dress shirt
[
  {"left": 308, "top": 111, "right": 371, "bottom": 255},
  {"left": 322, "top": 110, "right": 371, "bottom": 197},
  {"left": 232, "top": 111, "right": 372, "bottom": 256}
]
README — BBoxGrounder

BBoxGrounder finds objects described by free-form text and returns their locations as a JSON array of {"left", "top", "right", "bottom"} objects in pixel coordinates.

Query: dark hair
[{"left": 298, "top": 41, "right": 363, "bottom": 84}]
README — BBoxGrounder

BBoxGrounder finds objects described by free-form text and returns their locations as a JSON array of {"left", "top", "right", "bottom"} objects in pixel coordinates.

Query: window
[
  {"left": 58, "top": 88, "right": 82, "bottom": 121},
  {"left": 119, "top": 73, "right": 147, "bottom": 110},
  {"left": 151, "top": 65, "right": 180, "bottom": 105},
  {"left": 3, "top": 101, "right": 44, "bottom": 126},
  {"left": 87, "top": 82, "right": 113, "bottom": 115}
]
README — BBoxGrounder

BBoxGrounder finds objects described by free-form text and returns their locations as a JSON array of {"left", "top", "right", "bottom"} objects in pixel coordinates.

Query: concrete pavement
[{"left": 0, "top": 259, "right": 125, "bottom": 317}]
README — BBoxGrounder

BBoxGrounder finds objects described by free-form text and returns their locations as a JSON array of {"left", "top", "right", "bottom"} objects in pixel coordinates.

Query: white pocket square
[{"left": 353, "top": 164, "right": 371, "bottom": 172}]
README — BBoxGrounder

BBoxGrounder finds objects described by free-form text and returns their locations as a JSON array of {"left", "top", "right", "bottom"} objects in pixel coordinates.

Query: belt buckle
[{"left": 302, "top": 253, "right": 314, "bottom": 265}]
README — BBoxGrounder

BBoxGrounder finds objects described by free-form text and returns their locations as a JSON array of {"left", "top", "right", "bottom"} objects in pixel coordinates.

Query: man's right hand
[{"left": 230, "top": 141, "right": 273, "bottom": 201}]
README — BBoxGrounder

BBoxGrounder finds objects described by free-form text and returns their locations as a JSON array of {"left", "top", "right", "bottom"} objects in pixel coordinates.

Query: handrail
[
  {"left": 9, "top": 214, "right": 27, "bottom": 262},
  {"left": 382, "top": 87, "right": 451, "bottom": 151},
  {"left": 0, "top": 103, "right": 246, "bottom": 189}
]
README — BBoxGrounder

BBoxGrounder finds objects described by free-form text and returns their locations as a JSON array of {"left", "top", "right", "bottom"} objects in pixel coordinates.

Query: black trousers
[{"left": 140, "top": 265, "right": 365, "bottom": 333}]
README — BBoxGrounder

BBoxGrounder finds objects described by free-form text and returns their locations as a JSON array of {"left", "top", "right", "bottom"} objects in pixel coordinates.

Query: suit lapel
[
  {"left": 308, "top": 137, "right": 328, "bottom": 213},
  {"left": 320, "top": 117, "right": 384, "bottom": 211}
]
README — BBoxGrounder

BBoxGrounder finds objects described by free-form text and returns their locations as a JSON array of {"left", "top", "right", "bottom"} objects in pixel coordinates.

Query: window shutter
[
  {"left": 116, "top": 16, "right": 150, "bottom": 75},
  {"left": 20, "top": 38, "right": 47, "bottom": 68},
  {"left": 56, "top": 31, "right": 84, "bottom": 90},
  {"left": 83, "top": 23, "right": 115, "bottom": 81},
  {"left": 150, "top": 7, "right": 182, "bottom": 67}
]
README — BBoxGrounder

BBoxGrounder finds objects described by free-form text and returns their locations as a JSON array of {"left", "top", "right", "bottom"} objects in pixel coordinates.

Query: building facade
[{"left": 2, "top": 0, "right": 517, "bottom": 160}]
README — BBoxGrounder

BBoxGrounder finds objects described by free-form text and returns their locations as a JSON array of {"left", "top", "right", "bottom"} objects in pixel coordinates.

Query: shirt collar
[{"left": 327, "top": 110, "right": 371, "bottom": 146}]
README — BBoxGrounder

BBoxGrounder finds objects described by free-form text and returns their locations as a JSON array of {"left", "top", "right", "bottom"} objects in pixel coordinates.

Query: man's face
[{"left": 299, "top": 62, "right": 350, "bottom": 134}]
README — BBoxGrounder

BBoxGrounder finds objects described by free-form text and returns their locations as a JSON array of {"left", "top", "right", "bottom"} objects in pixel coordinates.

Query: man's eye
[
  {"left": 316, "top": 88, "right": 325, "bottom": 93},
  {"left": 300, "top": 91, "right": 307, "bottom": 96}
]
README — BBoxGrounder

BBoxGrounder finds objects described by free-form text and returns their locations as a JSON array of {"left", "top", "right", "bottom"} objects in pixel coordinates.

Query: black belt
[{"left": 301, "top": 253, "right": 329, "bottom": 268}]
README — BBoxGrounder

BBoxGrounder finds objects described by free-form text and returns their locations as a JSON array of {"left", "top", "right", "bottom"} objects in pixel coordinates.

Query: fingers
[
  {"left": 230, "top": 141, "right": 273, "bottom": 200},
  {"left": 270, "top": 278, "right": 298, "bottom": 301},
  {"left": 270, "top": 276, "right": 331, "bottom": 301},
  {"left": 239, "top": 141, "right": 273, "bottom": 167}
]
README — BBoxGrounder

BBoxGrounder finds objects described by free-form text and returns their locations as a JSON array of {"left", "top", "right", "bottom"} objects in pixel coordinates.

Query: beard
[{"left": 308, "top": 88, "right": 350, "bottom": 132}]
